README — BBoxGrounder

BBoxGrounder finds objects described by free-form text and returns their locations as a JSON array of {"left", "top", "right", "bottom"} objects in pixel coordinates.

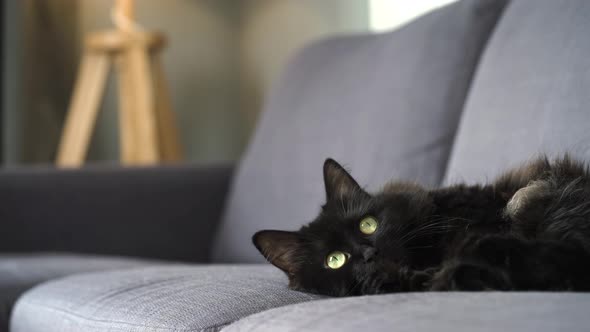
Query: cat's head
[{"left": 253, "top": 159, "right": 437, "bottom": 296}]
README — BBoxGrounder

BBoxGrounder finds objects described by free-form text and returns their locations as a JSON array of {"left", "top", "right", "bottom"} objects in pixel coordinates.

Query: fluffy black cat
[{"left": 253, "top": 155, "right": 590, "bottom": 296}]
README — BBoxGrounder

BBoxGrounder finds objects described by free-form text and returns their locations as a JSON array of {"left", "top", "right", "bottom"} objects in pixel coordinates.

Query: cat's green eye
[
  {"left": 326, "top": 251, "right": 347, "bottom": 269},
  {"left": 359, "top": 216, "right": 378, "bottom": 235}
]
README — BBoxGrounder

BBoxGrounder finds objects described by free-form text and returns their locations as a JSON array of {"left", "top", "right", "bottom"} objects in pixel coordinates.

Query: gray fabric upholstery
[
  {"left": 213, "top": 0, "right": 508, "bottom": 263},
  {"left": 0, "top": 253, "right": 152, "bottom": 332},
  {"left": 0, "top": 164, "right": 232, "bottom": 262},
  {"left": 224, "top": 292, "right": 590, "bottom": 332},
  {"left": 445, "top": 0, "right": 590, "bottom": 184},
  {"left": 10, "top": 264, "right": 322, "bottom": 332}
]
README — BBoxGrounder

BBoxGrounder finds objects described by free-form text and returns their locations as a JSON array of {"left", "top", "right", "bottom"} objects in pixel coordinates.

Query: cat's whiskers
[
  {"left": 396, "top": 216, "right": 469, "bottom": 247},
  {"left": 397, "top": 219, "right": 453, "bottom": 245},
  {"left": 405, "top": 244, "right": 435, "bottom": 251},
  {"left": 344, "top": 275, "right": 367, "bottom": 297}
]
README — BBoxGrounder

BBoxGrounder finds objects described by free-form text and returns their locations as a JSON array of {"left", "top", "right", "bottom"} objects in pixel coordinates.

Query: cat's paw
[
  {"left": 364, "top": 268, "right": 435, "bottom": 293},
  {"left": 505, "top": 181, "right": 554, "bottom": 237},
  {"left": 428, "top": 260, "right": 512, "bottom": 291},
  {"left": 406, "top": 268, "right": 436, "bottom": 291},
  {"left": 505, "top": 180, "right": 551, "bottom": 222}
]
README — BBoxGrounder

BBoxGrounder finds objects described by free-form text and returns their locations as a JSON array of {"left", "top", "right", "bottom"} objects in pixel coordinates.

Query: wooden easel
[{"left": 56, "top": 0, "right": 182, "bottom": 167}]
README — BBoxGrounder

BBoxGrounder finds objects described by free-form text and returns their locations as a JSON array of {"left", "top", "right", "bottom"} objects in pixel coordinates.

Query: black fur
[{"left": 253, "top": 155, "right": 590, "bottom": 296}]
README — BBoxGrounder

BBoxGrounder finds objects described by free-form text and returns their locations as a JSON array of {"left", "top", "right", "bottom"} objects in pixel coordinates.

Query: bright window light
[{"left": 369, "top": 0, "right": 459, "bottom": 32}]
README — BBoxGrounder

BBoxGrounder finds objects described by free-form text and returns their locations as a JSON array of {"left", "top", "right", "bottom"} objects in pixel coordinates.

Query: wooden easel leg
[
  {"left": 115, "top": 54, "right": 138, "bottom": 164},
  {"left": 127, "top": 44, "right": 158, "bottom": 164},
  {"left": 152, "top": 53, "right": 182, "bottom": 162},
  {"left": 56, "top": 52, "right": 110, "bottom": 167}
]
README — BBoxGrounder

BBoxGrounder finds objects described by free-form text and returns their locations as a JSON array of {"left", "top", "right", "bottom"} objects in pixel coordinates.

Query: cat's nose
[{"left": 362, "top": 247, "right": 378, "bottom": 263}]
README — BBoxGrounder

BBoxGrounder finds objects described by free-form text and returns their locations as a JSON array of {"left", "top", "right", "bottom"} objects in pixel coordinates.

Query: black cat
[{"left": 253, "top": 155, "right": 590, "bottom": 296}]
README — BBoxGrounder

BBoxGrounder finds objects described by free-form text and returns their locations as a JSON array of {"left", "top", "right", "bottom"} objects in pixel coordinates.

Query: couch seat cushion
[
  {"left": 10, "top": 264, "right": 321, "bottom": 332},
  {"left": 0, "top": 253, "right": 151, "bottom": 332},
  {"left": 223, "top": 292, "right": 590, "bottom": 332}
]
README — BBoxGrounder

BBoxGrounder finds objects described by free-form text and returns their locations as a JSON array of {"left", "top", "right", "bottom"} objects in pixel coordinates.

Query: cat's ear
[
  {"left": 323, "top": 158, "right": 364, "bottom": 200},
  {"left": 253, "top": 230, "right": 302, "bottom": 275}
]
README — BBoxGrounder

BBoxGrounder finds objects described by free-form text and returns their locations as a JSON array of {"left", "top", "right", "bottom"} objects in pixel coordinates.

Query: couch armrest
[{"left": 0, "top": 163, "right": 233, "bottom": 262}]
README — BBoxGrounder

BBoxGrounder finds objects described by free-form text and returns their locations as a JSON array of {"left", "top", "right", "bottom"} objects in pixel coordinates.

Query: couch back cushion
[
  {"left": 213, "top": 0, "right": 508, "bottom": 262},
  {"left": 445, "top": 0, "right": 590, "bottom": 184}
]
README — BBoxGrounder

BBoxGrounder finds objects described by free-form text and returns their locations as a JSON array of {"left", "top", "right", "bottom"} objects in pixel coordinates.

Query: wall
[
  {"left": 238, "top": 0, "right": 369, "bottom": 135},
  {"left": 369, "top": 0, "right": 458, "bottom": 32},
  {"left": 2, "top": 1, "right": 370, "bottom": 165},
  {"left": 2, "top": 0, "right": 79, "bottom": 164},
  {"left": 79, "top": 0, "right": 242, "bottom": 163}
]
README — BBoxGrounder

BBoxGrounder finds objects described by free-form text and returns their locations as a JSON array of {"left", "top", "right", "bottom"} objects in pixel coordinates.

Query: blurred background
[{"left": 2, "top": 0, "right": 456, "bottom": 166}]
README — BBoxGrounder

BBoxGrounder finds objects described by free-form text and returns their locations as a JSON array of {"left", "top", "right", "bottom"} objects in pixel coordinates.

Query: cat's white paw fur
[{"left": 505, "top": 181, "right": 548, "bottom": 220}]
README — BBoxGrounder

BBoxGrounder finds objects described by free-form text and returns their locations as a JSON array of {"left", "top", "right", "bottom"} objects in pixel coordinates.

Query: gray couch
[{"left": 3, "top": 0, "right": 590, "bottom": 331}]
